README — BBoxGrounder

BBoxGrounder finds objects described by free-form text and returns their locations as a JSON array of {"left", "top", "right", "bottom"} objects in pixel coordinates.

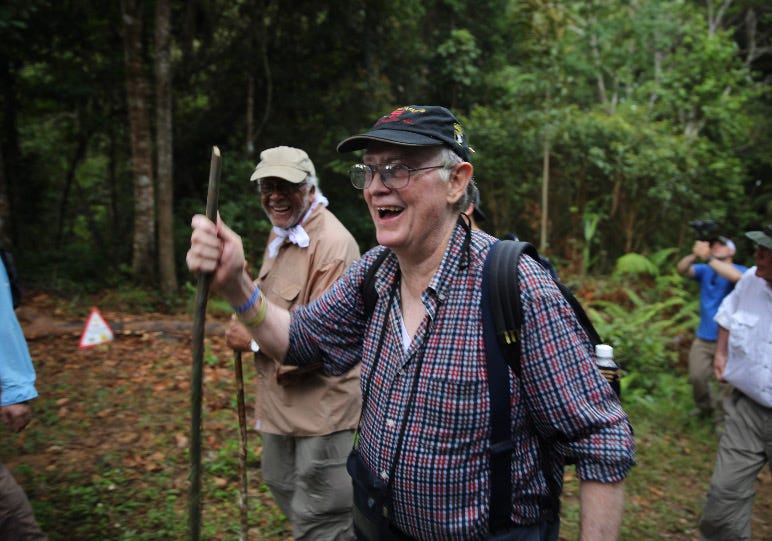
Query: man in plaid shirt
[{"left": 187, "top": 105, "right": 635, "bottom": 541}]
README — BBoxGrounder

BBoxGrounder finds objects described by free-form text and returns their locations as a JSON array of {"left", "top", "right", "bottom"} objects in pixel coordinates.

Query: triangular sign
[{"left": 79, "top": 307, "right": 114, "bottom": 349}]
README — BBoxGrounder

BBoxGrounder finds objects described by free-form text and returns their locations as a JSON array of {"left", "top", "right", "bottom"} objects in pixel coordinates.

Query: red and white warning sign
[{"left": 78, "top": 307, "right": 114, "bottom": 349}]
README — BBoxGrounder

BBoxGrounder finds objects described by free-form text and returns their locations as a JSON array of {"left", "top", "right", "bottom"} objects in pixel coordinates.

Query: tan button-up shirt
[{"left": 254, "top": 205, "right": 361, "bottom": 435}]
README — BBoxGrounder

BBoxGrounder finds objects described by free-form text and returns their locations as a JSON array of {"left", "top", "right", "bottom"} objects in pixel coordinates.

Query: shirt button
[
  {"left": 380, "top": 471, "right": 388, "bottom": 480},
  {"left": 386, "top": 419, "right": 395, "bottom": 428}
]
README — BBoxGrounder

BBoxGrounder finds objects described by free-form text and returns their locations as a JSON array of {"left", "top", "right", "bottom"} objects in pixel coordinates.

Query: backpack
[
  {"left": 361, "top": 239, "right": 616, "bottom": 534},
  {"left": 484, "top": 240, "right": 603, "bottom": 376}
]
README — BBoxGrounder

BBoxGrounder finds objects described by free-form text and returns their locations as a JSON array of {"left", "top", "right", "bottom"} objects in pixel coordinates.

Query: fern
[
  {"left": 614, "top": 253, "right": 659, "bottom": 277},
  {"left": 583, "top": 277, "right": 698, "bottom": 396}
]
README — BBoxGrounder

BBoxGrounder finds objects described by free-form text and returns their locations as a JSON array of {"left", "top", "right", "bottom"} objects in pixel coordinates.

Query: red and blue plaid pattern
[{"left": 288, "top": 225, "right": 635, "bottom": 540}]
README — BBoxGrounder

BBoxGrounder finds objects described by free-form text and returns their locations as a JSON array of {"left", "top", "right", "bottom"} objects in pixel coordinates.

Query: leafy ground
[{"left": 2, "top": 291, "right": 770, "bottom": 540}]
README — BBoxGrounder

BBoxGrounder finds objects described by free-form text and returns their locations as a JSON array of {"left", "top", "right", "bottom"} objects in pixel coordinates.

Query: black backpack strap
[
  {"left": 481, "top": 241, "right": 515, "bottom": 533},
  {"left": 484, "top": 240, "right": 566, "bottom": 530},
  {"left": 488, "top": 240, "right": 533, "bottom": 370},
  {"left": 362, "top": 247, "right": 391, "bottom": 318},
  {"left": 494, "top": 240, "right": 602, "bottom": 352}
]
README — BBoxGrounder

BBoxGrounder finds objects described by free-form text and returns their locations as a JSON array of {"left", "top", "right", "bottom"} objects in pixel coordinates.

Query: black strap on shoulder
[
  {"left": 483, "top": 239, "right": 569, "bottom": 531},
  {"left": 492, "top": 240, "right": 601, "bottom": 358},
  {"left": 487, "top": 240, "right": 532, "bottom": 371},
  {"left": 362, "top": 247, "right": 391, "bottom": 318},
  {"left": 481, "top": 241, "right": 514, "bottom": 533}
]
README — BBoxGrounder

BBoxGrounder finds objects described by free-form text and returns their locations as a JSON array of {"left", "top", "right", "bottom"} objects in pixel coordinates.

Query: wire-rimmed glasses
[{"left": 349, "top": 163, "right": 447, "bottom": 190}]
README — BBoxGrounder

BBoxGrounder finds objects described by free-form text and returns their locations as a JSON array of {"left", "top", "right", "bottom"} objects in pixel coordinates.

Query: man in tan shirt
[{"left": 226, "top": 146, "right": 360, "bottom": 540}]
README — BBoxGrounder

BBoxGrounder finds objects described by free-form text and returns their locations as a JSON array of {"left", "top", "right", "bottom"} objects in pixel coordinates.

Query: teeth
[{"left": 377, "top": 206, "right": 402, "bottom": 212}]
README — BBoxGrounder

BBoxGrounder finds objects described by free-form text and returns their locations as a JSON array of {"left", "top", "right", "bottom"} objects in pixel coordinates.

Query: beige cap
[{"left": 250, "top": 146, "right": 315, "bottom": 184}]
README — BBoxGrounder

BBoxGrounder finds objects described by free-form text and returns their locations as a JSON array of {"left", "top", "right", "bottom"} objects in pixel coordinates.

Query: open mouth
[{"left": 377, "top": 206, "right": 404, "bottom": 219}]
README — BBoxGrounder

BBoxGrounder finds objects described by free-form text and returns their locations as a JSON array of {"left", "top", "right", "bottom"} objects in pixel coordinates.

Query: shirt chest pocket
[
  {"left": 267, "top": 280, "right": 302, "bottom": 310},
  {"left": 727, "top": 310, "right": 758, "bottom": 357},
  {"left": 421, "top": 375, "right": 485, "bottom": 455}
]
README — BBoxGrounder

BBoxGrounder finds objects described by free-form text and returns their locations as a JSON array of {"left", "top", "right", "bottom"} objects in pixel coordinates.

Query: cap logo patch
[
  {"left": 454, "top": 123, "right": 465, "bottom": 146},
  {"left": 376, "top": 106, "right": 426, "bottom": 126}
]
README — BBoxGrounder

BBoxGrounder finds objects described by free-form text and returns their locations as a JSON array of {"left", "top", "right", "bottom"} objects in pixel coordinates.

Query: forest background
[
  {"left": 1, "top": 0, "right": 770, "bottom": 291},
  {"left": 1, "top": 0, "right": 771, "bottom": 539}
]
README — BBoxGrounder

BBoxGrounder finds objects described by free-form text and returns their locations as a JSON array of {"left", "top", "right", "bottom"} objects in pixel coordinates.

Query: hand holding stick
[{"left": 190, "top": 146, "right": 221, "bottom": 541}]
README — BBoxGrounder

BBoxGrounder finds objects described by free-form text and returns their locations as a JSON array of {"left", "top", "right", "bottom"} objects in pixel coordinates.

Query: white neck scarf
[{"left": 267, "top": 189, "right": 329, "bottom": 258}]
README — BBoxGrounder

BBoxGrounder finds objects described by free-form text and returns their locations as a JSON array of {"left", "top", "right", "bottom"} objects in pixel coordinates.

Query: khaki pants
[
  {"left": 0, "top": 463, "right": 48, "bottom": 541},
  {"left": 688, "top": 338, "right": 731, "bottom": 424},
  {"left": 261, "top": 430, "right": 356, "bottom": 541},
  {"left": 699, "top": 391, "right": 772, "bottom": 541}
]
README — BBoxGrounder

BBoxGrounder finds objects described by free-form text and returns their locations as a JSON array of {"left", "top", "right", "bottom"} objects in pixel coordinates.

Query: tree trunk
[
  {"left": 0, "top": 145, "right": 9, "bottom": 247},
  {"left": 540, "top": 131, "right": 550, "bottom": 253},
  {"left": 154, "top": 0, "right": 176, "bottom": 296},
  {"left": 0, "top": 59, "right": 20, "bottom": 247},
  {"left": 254, "top": 7, "right": 272, "bottom": 145},
  {"left": 55, "top": 132, "right": 90, "bottom": 247},
  {"left": 121, "top": 0, "right": 157, "bottom": 285}
]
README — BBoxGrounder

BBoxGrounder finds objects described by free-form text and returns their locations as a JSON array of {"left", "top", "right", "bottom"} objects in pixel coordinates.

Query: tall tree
[
  {"left": 121, "top": 0, "right": 156, "bottom": 284},
  {"left": 155, "top": 0, "right": 176, "bottom": 295}
]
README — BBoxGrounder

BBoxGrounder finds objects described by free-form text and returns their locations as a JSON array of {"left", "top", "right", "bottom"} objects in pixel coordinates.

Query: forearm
[
  {"left": 714, "top": 325, "right": 729, "bottom": 381},
  {"left": 227, "top": 273, "right": 291, "bottom": 361},
  {"left": 676, "top": 254, "right": 696, "bottom": 275},
  {"left": 247, "top": 295, "right": 291, "bottom": 360},
  {"left": 579, "top": 480, "right": 625, "bottom": 541},
  {"left": 708, "top": 259, "right": 742, "bottom": 283}
]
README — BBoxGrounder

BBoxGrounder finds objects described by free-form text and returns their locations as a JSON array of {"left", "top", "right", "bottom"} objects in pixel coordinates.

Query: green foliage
[
  {"left": 1, "top": 0, "right": 769, "bottom": 293},
  {"left": 614, "top": 253, "right": 660, "bottom": 277},
  {"left": 586, "top": 263, "right": 699, "bottom": 396},
  {"left": 436, "top": 29, "right": 480, "bottom": 105}
]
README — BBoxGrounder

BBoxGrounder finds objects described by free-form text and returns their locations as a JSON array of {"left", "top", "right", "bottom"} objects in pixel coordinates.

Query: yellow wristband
[{"left": 239, "top": 290, "right": 267, "bottom": 327}]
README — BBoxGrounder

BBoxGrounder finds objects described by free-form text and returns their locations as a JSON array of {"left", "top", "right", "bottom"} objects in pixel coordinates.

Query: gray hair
[
  {"left": 305, "top": 173, "right": 319, "bottom": 188},
  {"left": 433, "top": 147, "right": 471, "bottom": 212}
]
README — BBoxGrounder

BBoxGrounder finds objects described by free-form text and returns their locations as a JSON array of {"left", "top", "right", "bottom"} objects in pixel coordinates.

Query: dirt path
[{"left": 4, "top": 296, "right": 771, "bottom": 540}]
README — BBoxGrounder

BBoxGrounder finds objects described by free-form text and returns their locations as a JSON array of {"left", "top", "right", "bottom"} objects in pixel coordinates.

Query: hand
[
  {"left": 713, "top": 350, "right": 728, "bottom": 382},
  {"left": 693, "top": 240, "right": 711, "bottom": 261},
  {"left": 186, "top": 214, "right": 248, "bottom": 300},
  {"left": 1, "top": 403, "right": 33, "bottom": 432},
  {"left": 226, "top": 317, "right": 254, "bottom": 351}
]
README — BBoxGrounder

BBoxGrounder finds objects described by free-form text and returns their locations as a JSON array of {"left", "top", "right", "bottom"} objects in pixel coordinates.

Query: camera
[{"left": 688, "top": 220, "right": 718, "bottom": 241}]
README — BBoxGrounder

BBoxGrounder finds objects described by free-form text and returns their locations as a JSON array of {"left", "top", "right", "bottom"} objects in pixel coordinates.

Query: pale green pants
[
  {"left": 699, "top": 391, "right": 772, "bottom": 541},
  {"left": 261, "top": 430, "right": 356, "bottom": 541},
  {"left": 688, "top": 337, "right": 731, "bottom": 423}
]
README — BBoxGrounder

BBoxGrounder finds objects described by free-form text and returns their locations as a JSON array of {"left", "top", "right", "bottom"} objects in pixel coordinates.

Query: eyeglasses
[
  {"left": 257, "top": 180, "right": 307, "bottom": 195},
  {"left": 349, "top": 163, "right": 447, "bottom": 190}
]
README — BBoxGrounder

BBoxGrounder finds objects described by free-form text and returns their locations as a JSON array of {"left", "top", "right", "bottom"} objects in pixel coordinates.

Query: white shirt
[{"left": 714, "top": 267, "right": 772, "bottom": 407}]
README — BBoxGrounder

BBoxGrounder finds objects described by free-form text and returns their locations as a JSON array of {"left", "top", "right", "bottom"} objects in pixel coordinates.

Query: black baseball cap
[{"left": 337, "top": 105, "right": 472, "bottom": 162}]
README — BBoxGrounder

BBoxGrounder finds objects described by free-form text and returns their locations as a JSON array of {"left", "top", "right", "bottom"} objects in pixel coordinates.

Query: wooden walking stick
[
  {"left": 233, "top": 350, "right": 249, "bottom": 540},
  {"left": 190, "top": 146, "right": 221, "bottom": 541}
]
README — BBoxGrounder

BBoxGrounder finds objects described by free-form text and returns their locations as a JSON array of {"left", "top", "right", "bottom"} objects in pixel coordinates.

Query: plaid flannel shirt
[{"left": 287, "top": 224, "right": 635, "bottom": 540}]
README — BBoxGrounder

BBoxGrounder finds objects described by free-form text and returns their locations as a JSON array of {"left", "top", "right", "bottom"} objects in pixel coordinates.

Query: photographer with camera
[{"left": 676, "top": 230, "right": 746, "bottom": 432}]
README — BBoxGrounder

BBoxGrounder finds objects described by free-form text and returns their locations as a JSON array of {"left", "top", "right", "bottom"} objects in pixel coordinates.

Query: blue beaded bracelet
[{"left": 233, "top": 286, "right": 260, "bottom": 315}]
